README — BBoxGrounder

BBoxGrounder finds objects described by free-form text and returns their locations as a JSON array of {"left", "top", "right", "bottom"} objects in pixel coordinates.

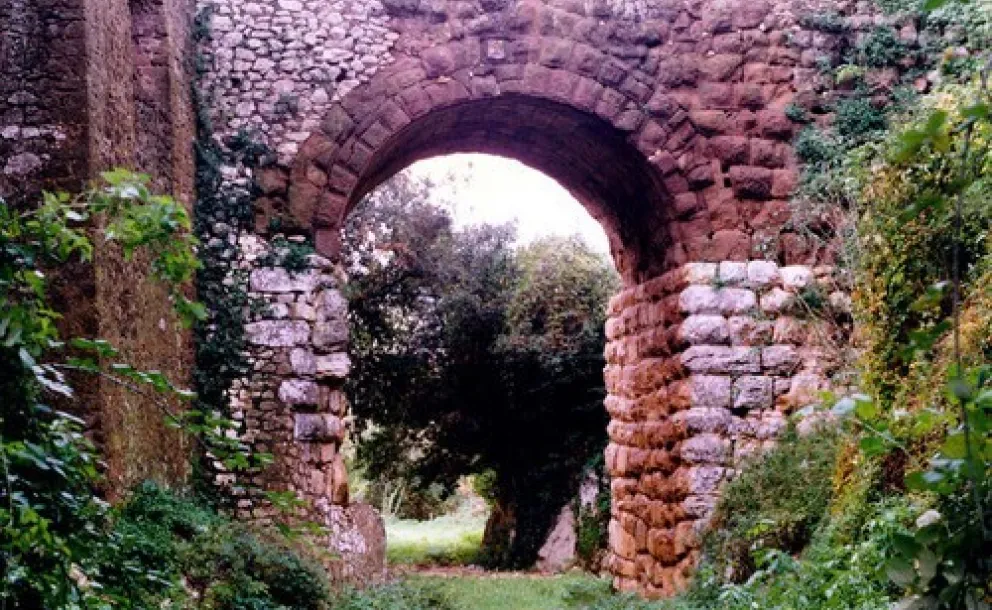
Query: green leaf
[
  {"left": 892, "top": 532, "right": 921, "bottom": 558},
  {"left": 961, "top": 102, "right": 989, "bottom": 121},
  {"left": 859, "top": 435, "right": 887, "bottom": 456},
  {"left": 855, "top": 398, "right": 878, "bottom": 421},
  {"left": 886, "top": 557, "right": 917, "bottom": 587},
  {"left": 915, "top": 547, "right": 938, "bottom": 584},
  {"left": 922, "top": 0, "right": 950, "bottom": 11},
  {"left": 940, "top": 432, "right": 968, "bottom": 459}
]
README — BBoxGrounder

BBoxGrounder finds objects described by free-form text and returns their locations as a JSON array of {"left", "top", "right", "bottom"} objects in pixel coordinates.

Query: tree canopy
[{"left": 343, "top": 171, "right": 619, "bottom": 566}]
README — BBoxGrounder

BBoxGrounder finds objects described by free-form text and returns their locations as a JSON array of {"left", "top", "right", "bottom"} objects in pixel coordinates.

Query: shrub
[
  {"left": 784, "top": 103, "right": 810, "bottom": 124},
  {"left": 834, "top": 98, "right": 888, "bottom": 139},
  {"left": 704, "top": 427, "right": 842, "bottom": 583},
  {"left": 794, "top": 127, "right": 840, "bottom": 165},
  {"left": 100, "top": 482, "right": 331, "bottom": 609},
  {"left": 799, "top": 11, "right": 850, "bottom": 33},
  {"left": 857, "top": 26, "right": 908, "bottom": 67}
]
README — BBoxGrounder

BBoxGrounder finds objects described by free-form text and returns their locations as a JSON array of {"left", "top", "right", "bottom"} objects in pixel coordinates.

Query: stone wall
[
  {"left": 197, "top": 0, "right": 398, "bottom": 162},
  {"left": 228, "top": 235, "right": 385, "bottom": 582},
  {"left": 1, "top": 0, "right": 197, "bottom": 496},
  {"left": 2, "top": 0, "right": 879, "bottom": 596},
  {"left": 602, "top": 260, "right": 848, "bottom": 595}
]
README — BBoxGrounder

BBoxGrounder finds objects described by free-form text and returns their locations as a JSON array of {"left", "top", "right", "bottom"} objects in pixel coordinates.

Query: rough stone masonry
[{"left": 2, "top": 0, "right": 878, "bottom": 597}]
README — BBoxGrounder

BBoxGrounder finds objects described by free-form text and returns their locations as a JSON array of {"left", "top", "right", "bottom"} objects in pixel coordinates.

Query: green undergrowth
[
  {"left": 705, "top": 426, "right": 843, "bottom": 583},
  {"left": 97, "top": 482, "right": 332, "bottom": 609}
]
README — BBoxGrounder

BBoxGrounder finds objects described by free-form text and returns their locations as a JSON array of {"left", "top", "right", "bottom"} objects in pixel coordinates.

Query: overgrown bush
[
  {"left": 704, "top": 427, "right": 843, "bottom": 583},
  {"left": 794, "top": 127, "right": 841, "bottom": 165},
  {"left": 100, "top": 482, "right": 331, "bottom": 609},
  {"left": 857, "top": 26, "right": 909, "bottom": 67},
  {"left": 835, "top": 97, "right": 889, "bottom": 139}
]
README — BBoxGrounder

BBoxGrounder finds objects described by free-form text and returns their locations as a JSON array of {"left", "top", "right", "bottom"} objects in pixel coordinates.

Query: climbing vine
[{"left": 190, "top": 4, "right": 276, "bottom": 495}]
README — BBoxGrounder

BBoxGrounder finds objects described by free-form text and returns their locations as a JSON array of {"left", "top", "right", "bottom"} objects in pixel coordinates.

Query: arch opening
[
  {"left": 342, "top": 152, "right": 620, "bottom": 570},
  {"left": 306, "top": 94, "right": 677, "bottom": 285}
]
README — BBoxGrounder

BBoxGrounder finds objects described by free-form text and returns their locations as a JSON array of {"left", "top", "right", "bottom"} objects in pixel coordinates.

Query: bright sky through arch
[{"left": 406, "top": 153, "right": 611, "bottom": 254}]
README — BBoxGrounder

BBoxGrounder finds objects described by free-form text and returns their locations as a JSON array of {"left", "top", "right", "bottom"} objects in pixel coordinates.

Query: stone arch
[
  {"left": 235, "top": 4, "right": 843, "bottom": 596},
  {"left": 276, "top": 39, "right": 708, "bottom": 284}
]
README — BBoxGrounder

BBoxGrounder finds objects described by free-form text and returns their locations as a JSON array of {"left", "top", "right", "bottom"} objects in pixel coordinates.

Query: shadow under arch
[{"left": 295, "top": 94, "right": 678, "bottom": 285}]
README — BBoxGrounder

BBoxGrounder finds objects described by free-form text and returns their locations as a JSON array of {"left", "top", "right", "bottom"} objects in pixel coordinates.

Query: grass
[
  {"left": 409, "top": 573, "right": 611, "bottom": 610},
  {"left": 385, "top": 501, "right": 487, "bottom": 566}
]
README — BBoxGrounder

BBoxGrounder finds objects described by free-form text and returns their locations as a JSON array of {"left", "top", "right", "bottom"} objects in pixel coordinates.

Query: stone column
[
  {"left": 603, "top": 260, "right": 847, "bottom": 597},
  {"left": 228, "top": 235, "right": 386, "bottom": 582}
]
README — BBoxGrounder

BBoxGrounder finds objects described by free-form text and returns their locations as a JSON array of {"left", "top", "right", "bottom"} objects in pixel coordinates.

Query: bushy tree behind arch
[{"left": 343, "top": 172, "right": 619, "bottom": 567}]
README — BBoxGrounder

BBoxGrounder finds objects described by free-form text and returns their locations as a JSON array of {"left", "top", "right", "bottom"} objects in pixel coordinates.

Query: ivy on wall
[{"left": 190, "top": 5, "right": 274, "bottom": 496}]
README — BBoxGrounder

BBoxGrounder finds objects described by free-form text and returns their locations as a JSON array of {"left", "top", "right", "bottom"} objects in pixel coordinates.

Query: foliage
[
  {"left": 798, "top": 11, "right": 850, "bottom": 34},
  {"left": 98, "top": 482, "right": 331, "bottom": 609},
  {"left": 835, "top": 97, "right": 889, "bottom": 140},
  {"left": 843, "top": 66, "right": 991, "bottom": 606},
  {"left": 794, "top": 127, "right": 841, "bottom": 165},
  {"left": 0, "top": 169, "right": 283, "bottom": 607},
  {"left": 784, "top": 103, "right": 811, "bottom": 124},
  {"left": 256, "top": 236, "right": 316, "bottom": 273},
  {"left": 857, "top": 26, "right": 910, "bottom": 68},
  {"left": 330, "top": 580, "right": 455, "bottom": 610},
  {"left": 704, "top": 427, "right": 843, "bottom": 583},
  {"left": 0, "top": 171, "right": 210, "bottom": 607},
  {"left": 574, "top": 457, "right": 610, "bottom": 569},
  {"left": 344, "top": 171, "right": 619, "bottom": 568}
]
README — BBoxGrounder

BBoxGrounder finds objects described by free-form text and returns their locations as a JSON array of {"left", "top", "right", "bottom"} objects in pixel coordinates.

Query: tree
[{"left": 343, "top": 171, "right": 619, "bottom": 567}]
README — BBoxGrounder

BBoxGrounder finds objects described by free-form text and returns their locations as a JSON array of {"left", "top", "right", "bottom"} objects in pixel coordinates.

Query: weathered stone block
[
  {"left": 682, "top": 494, "right": 719, "bottom": 519},
  {"left": 679, "top": 315, "right": 729, "bottom": 345},
  {"left": 689, "top": 375, "right": 731, "bottom": 408},
  {"left": 760, "top": 287, "right": 794, "bottom": 314},
  {"left": 682, "top": 346, "right": 761, "bottom": 374},
  {"left": 718, "top": 288, "right": 756, "bottom": 315},
  {"left": 780, "top": 265, "right": 813, "bottom": 290},
  {"left": 315, "top": 288, "right": 348, "bottom": 320},
  {"left": 250, "top": 268, "right": 318, "bottom": 293},
  {"left": 278, "top": 379, "right": 319, "bottom": 406},
  {"left": 684, "top": 258, "right": 717, "bottom": 284},
  {"left": 746, "top": 260, "right": 780, "bottom": 288},
  {"left": 680, "top": 433, "right": 731, "bottom": 464},
  {"left": 290, "top": 348, "right": 316, "bottom": 375},
  {"left": 315, "top": 353, "right": 351, "bottom": 379},
  {"left": 294, "top": 413, "right": 344, "bottom": 441},
  {"left": 733, "top": 375, "right": 773, "bottom": 410},
  {"left": 610, "top": 518, "right": 638, "bottom": 560},
  {"left": 673, "top": 407, "right": 732, "bottom": 433},
  {"left": 786, "top": 373, "right": 826, "bottom": 408},
  {"left": 773, "top": 316, "right": 806, "bottom": 345},
  {"left": 679, "top": 285, "right": 720, "bottom": 314},
  {"left": 727, "top": 316, "right": 773, "bottom": 346},
  {"left": 685, "top": 466, "right": 727, "bottom": 494},
  {"left": 245, "top": 320, "right": 310, "bottom": 346},
  {"left": 762, "top": 345, "right": 800, "bottom": 374},
  {"left": 312, "top": 319, "right": 349, "bottom": 349},
  {"left": 717, "top": 261, "right": 746, "bottom": 285}
]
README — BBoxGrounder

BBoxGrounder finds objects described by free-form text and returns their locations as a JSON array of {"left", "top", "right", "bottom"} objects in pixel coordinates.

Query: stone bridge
[{"left": 2, "top": 0, "right": 861, "bottom": 597}]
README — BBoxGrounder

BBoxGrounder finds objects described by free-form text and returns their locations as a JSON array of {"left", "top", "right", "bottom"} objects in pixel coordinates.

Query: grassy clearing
[
  {"left": 385, "top": 502, "right": 487, "bottom": 566},
  {"left": 409, "top": 573, "right": 610, "bottom": 610}
]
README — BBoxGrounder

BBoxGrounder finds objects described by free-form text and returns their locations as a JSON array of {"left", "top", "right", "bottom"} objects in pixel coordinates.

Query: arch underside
[{"left": 345, "top": 95, "right": 673, "bottom": 284}]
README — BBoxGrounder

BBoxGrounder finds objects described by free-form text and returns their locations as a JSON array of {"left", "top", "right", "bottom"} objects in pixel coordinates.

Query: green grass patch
[
  {"left": 386, "top": 505, "right": 487, "bottom": 566},
  {"left": 410, "top": 573, "right": 609, "bottom": 610}
]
